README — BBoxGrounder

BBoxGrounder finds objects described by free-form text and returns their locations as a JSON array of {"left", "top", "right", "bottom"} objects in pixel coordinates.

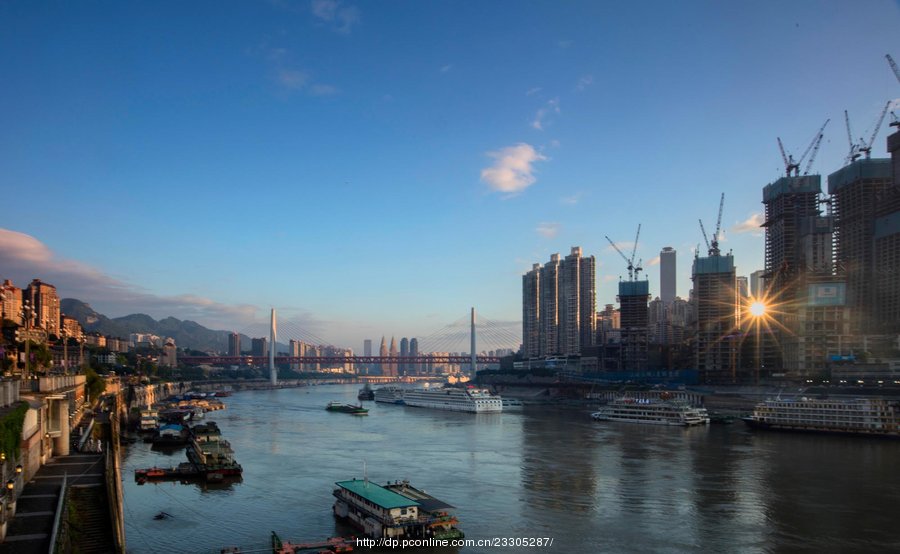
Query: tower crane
[
  {"left": 711, "top": 192, "right": 725, "bottom": 256},
  {"left": 605, "top": 223, "right": 642, "bottom": 281},
  {"left": 887, "top": 54, "right": 900, "bottom": 84},
  {"left": 844, "top": 110, "right": 860, "bottom": 164},
  {"left": 777, "top": 119, "right": 829, "bottom": 177},
  {"left": 698, "top": 219, "right": 711, "bottom": 255},
  {"left": 856, "top": 101, "right": 891, "bottom": 159}
]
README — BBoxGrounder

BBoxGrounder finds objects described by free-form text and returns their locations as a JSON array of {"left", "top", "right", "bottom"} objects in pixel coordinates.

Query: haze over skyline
[{"left": 2, "top": 1, "right": 899, "bottom": 348}]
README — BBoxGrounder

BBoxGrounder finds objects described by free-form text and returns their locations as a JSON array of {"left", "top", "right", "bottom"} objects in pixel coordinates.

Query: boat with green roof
[
  {"left": 333, "top": 478, "right": 463, "bottom": 540},
  {"left": 326, "top": 402, "right": 369, "bottom": 415}
]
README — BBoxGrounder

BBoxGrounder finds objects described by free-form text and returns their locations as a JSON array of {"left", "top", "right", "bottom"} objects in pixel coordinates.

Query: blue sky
[{"left": 1, "top": 1, "right": 899, "bottom": 351}]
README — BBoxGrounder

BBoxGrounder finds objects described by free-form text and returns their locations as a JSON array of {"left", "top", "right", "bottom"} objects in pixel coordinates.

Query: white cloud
[
  {"left": 278, "top": 69, "right": 309, "bottom": 90},
  {"left": 560, "top": 192, "right": 581, "bottom": 205},
  {"left": 575, "top": 75, "right": 593, "bottom": 92},
  {"left": 531, "top": 98, "right": 560, "bottom": 131},
  {"left": 0, "top": 228, "right": 260, "bottom": 330},
  {"left": 646, "top": 256, "right": 661, "bottom": 266},
  {"left": 526, "top": 87, "right": 542, "bottom": 96},
  {"left": 732, "top": 213, "right": 764, "bottom": 234},
  {"left": 536, "top": 222, "right": 561, "bottom": 238},
  {"left": 602, "top": 274, "right": 618, "bottom": 283},
  {"left": 311, "top": 0, "right": 360, "bottom": 34},
  {"left": 440, "top": 64, "right": 453, "bottom": 73},
  {"left": 480, "top": 143, "right": 548, "bottom": 195},
  {"left": 309, "top": 83, "right": 340, "bottom": 96}
]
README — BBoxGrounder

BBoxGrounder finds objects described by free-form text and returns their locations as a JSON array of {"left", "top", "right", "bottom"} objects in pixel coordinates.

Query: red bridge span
[{"left": 179, "top": 355, "right": 501, "bottom": 366}]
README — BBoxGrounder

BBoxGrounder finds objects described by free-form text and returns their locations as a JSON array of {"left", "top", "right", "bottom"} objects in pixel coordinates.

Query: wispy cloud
[
  {"left": 440, "top": 64, "right": 453, "bottom": 73},
  {"left": 480, "top": 143, "right": 548, "bottom": 196},
  {"left": 732, "top": 213, "right": 764, "bottom": 234},
  {"left": 526, "top": 87, "right": 542, "bottom": 96},
  {"left": 258, "top": 45, "right": 339, "bottom": 96},
  {"left": 531, "top": 98, "right": 560, "bottom": 131},
  {"left": 646, "top": 255, "right": 661, "bottom": 266},
  {"left": 560, "top": 192, "right": 581, "bottom": 205},
  {"left": 0, "top": 228, "right": 260, "bottom": 330},
  {"left": 310, "top": 0, "right": 360, "bottom": 34},
  {"left": 536, "top": 222, "right": 561, "bottom": 238},
  {"left": 575, "top": 75, "right": 593, "bottom": 92},
  {"left": 602, "top": 274, "right": 618, "bottom": 283}
]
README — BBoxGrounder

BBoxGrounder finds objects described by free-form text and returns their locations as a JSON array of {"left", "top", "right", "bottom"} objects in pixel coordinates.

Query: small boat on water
[
  {"left": 326, "top": 401, "right": 369, "bottom": 415},
  {"left": 357, "top": 383, "right": 375, "bottom": 401}
]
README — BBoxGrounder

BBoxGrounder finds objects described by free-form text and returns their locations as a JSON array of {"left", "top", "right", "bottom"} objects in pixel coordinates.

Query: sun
[{"left": 749, "top": 301, "right": 767, "bottom": 317}]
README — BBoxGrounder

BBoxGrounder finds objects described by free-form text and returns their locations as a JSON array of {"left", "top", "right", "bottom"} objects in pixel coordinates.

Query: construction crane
[
  {"left": 844, "top": 110, "right": 860, "bottom": 164},
  {"left": 712, "top": 192, "right": 725, "bottom": 256},
  {"left": 887, "top": 54, "right": 900, "bottom": 84},
  {"left": 605, "top": 223, "right": 642, "bottom": 281},
  {"left": 777, "top": 119, "right": 829, "bottom": 177},
  {"left": 698, "top": 219, "right": 711, "bottom": 254},
  {"left": 856, "top": 101, "right": 891, "bottom": 159}
]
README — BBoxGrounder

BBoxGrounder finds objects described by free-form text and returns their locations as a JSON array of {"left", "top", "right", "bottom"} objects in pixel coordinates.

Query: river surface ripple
[{"left": 121, "top": 384, "right": 900, "bottom": 553}]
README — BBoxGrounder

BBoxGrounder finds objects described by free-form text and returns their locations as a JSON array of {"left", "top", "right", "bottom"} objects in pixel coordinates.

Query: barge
[{"left": 333, "top": 478, "right": 463, "bottom": 541}]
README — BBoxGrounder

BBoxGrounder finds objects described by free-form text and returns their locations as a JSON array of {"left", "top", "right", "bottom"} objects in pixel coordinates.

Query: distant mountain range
[{"left": 61, "top": 298, "right": 260, "bottom": 353}]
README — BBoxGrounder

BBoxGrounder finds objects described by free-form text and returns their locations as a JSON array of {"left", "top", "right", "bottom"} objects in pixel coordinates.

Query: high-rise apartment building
[
  {"left": 659, "top": 247, "right": 676, "bottom": 305},
  {"left": 228, "top": 332, "right": 241, "bottom": 357},
  {"left": 0, "top": 279, "right": 23, "bottom": 326},
  {"left": 289, "top": 339, "right": 301, "bottom": 370},
  {"left": 522, "top": 248, "right": 595, "bottom": 358},
  {"left": 364, "top": 339, "right": 372, "bottom": 356},
  {"left": 749, "top": 270, "right": 766, "bottom": 298},
  {"left": 692, "top": 254, "right": 739, "bottom": 383},
  {"left": 522, "top": 264, "right": 541, "bottom": 358},
  {"left": 539, "top": 253, "right": 560, "bottom": 356},
  {"left": 26, "top": 279, "right": 60, "bottom": 337},
  {"left": 251, "top": 337, "right": 268, "bottom": 358}
]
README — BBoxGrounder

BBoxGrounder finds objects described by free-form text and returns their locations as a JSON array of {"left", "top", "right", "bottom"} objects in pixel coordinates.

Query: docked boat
[
  {"left": 326, "top": 401, "right": 369, "bottom": 415},
  {"left": 742, "top": 397, "right": 900, "bottom": 437},
  {"left": 374, "top": 385, "right": 405, "bottom": 405},
  {"left": 358, "top": 383, "right": 375, "bottom": 401},
  {"left": 501, "top": 398, "right": 524, "bottom": 411},
  {"left": 138, "top": 409, "right": 159, "bottom": 432},
  {"left": 152, "top": 423, "right": 189, "bottom": 446},
  {"left": 402, "top": 386, "right": 502, "bottom": 413},
  {"left": 333, "top": 478, "right": 464, "bottom": 540},
  {"left": 591, "top": 398, "right": 709, "bottom": 426},
  {"left": 187, "top": 422, "right": 243, "bottom": 478}
]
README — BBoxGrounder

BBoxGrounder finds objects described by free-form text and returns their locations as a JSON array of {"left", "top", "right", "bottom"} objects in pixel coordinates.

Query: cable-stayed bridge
[{"left": 179, "top": 308, "right": 521, "bottom": 385}]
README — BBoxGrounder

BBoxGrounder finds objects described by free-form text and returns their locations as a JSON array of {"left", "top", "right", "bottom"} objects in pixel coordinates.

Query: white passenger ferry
[
  {"left": 402, "top": 386, "right": 503, "bottom": 413},
  {"left": 743, "top": 397, "right": 900, "bottom": 437},
  {"left": 591, "top": 398, "right": 709, "bottom": 426},
  {"left": 374, "top": 385, "right": 405, "bottom": 405}
]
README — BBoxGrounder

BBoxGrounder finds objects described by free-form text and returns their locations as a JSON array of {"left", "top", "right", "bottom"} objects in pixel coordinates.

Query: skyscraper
[
  {"left": 228, "top": 332, "right": 241, "bottom": 357},
  {"left": 618, "top": 280, "right": 650, "bottom": 370},
  {"left": 289, "top": 339, "right": 301, "bottom": 370},
  {"left": 364, "top": 339, "right": 372, "bottom": 356},
  {"left": 659, "top": 247, "right": 676, "bottom": 305},
  {"left": 522, "top": 263, "right": 541, "bottom": 358},
  {"left": 1, "top": 279, "right": 23, "bottom": 326},
  {"left": 409, "top": 338, "right": 419, "bottom": 375},
  {"left": 875, "top": 126, "right": 900, "bottom": 332},
  {"left": 522, "top": 248, "right": 596, "bottom": 358},
  {"left": 388, "top": 337, "right": 398, "bottom": 376},
  {"left": 749, "top": 270, "right": 766, "bottom": 298},
  {"left": 400, "top": 337, "right": 409, "bottom": 375},
  {"left": 251, "top": 337, "right": 268, "bottom": 358},
  {"left": 379, "top": 336, "right": 388, "bottom": 375}
]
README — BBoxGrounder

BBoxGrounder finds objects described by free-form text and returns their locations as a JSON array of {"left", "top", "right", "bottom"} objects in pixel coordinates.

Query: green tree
[{"left": 83, "top": 367, "right": 107, "bottom": 402}]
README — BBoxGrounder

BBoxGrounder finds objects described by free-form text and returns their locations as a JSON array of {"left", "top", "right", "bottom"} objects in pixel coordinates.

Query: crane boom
[
  {"left": 698, "top": 219, "right": 711, "bottom": 254},
  {"left": 605, "top": 235, "right": 633, "bottom": 281},
  {"left": 887, "top": 54, "right": 900, "bottom": 84},
  {"left": 798, "top": 119, "right": 829, "bottom": 169},
  {"left": 844, "top": 110, "right": 859, "bottom": 164},
  {"left": 777, "top": 137, "right": 797, "bottom": 176},
  {"left": 803, "top": 133, "right": 824, "bottom": 175},
  {"left": 859, "top": 100, "right": 891, "bottom": 158},
  {"left": 714, "top": 193, "right": 725, "bottom": 245},
  {"left": 630, "top": 224, "right": 641, "bottom": 270}
]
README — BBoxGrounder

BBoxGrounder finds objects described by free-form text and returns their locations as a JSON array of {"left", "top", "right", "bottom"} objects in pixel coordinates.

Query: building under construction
[
  {"left": 618, "top": 280, "right": 649, "bottom": 371},
  {"left": 692, "top": 254, "right": 739, "bottom": 383},
  {"left": 828, "top": 158, "right": 895, "bottom": 334},
  {"left": 874, "top": 127, "right": 900, "bottom": 333}
]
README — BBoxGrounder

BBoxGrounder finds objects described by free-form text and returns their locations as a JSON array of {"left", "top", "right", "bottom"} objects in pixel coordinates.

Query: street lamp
[{"left": 19, "top": 300, "right": 34, "bottom": 380}]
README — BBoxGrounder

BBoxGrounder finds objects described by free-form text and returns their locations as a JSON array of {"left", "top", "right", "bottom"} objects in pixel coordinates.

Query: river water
[{"left": 122, "top": 384, "right": 900, "bottom": 553}]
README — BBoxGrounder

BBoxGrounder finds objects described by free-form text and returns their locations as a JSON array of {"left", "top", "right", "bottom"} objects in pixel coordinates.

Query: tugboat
[
  {"left": 357, "top": 383, "right": 375, "bottom": 401},
  {"left": 326, "top": 402, "right": 369, "bottom": 415}
]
